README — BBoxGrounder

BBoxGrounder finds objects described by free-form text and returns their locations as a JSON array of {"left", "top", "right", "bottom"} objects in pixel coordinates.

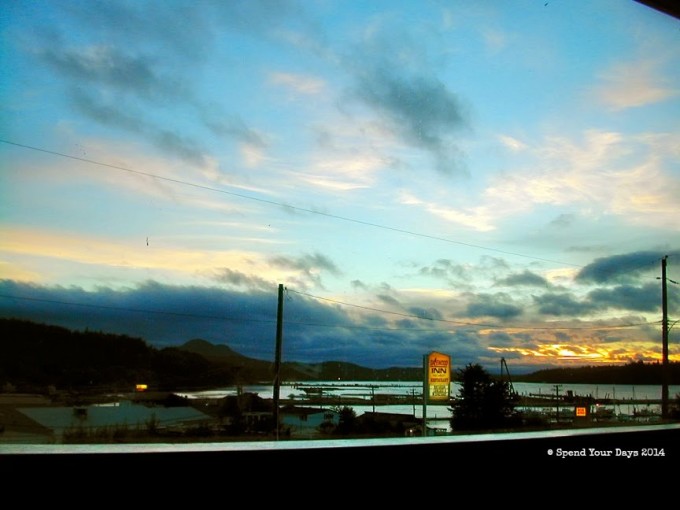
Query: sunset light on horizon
[{"left": 1, "top": 0, "right": 679, "bottom": 374}]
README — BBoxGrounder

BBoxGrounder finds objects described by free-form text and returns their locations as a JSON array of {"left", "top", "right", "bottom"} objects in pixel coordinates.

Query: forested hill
[
  {"left": 0, "top": 318, "right": 421, "bottom": 392},
  {"left": 1, "top": 318, "right": 677, "bottom": 391},
  {"left": 514, "top": 362, "right": 680, "bottom": 385}
]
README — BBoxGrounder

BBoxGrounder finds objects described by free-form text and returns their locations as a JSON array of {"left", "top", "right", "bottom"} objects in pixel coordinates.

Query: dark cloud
[
  {"left": 534, "top": 280, "right": 679, "bottom": 317},
  {"left": 154, "top": 130, "right": 211, "bottom": 167},
  {"left": 0, "top": 279, "right": 280, "bottom": 358},
  {"left": 352, "top": 66, "right": 469, "bottom": 174},
  {"left": 268, "top": 252, "right": 341, "bottom": 289},
  {"left": 72, "top": 90, "right": 209, "bottom": 166},
  {"left": 496, "top": 270, "right": 549, "bottom": 287},
  {"left": 41, "top": 45, "right": 186, "bottom": 101},
  {"left": 466, "top": 293, "right": 522, "bottom": 320},
  {"left": 28, "top": 1, "right": 293, "bottom": 166},
  {"left": 60, "top": 0, "right": 300, "bottom": 61},
  {"left": 419, "top": 259, "right": 468, "bottom": 281},
  {"left": 210, "top": 268, "right": 274, "bottom": 291},
  {"left": 486, "top": 331, "right": 515, "bottom": 346},
  {"left": 350, "top": 280, "right": 368, "bottom": 291},
  {"left": 534, "top": 293, "right": 594, "bottom": 316},
  {"left": 376, "top": 294, "right": 401, "bottom": 308},
  {"left": 549, "top": 214, "right": 576, "bottom": 228},
  {"left": 587, "top": 283, "right": 668, "bottom": 313},
  {"left": 406, "top": 306, "right": 443, "bottom": 321},
  {"left": 71, "top": 90, "right": 145, "bottom": 132},
  {"left": 576, "top": 250, "right": 680, "bottom": 284},
  {"left": 203, "top": 114, "right": 267, "bottom": 148},
  {"left": 59, "top": 0, "right": 216, "bottom": 61},
  {"left": 269, "top": 252, "right": 340, "bottom": 275},
  {"left": 0, "top": 279, "right": 498, "bottom": 368}
]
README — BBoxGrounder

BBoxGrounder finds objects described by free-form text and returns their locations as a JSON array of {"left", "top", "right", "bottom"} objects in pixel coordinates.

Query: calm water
[
  {"left": 178, "top": 380, "right": 680, "bottom": 401},
  {"left": 177, "top": 380, "right": 680, "bottom": 428}
]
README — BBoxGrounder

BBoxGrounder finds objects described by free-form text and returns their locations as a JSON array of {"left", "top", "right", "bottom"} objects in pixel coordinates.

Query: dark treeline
[
  {"left": 514, "top": 362, "right": 680, "bottom": 385},
  {"left": 1, "top": 318, "right": 678, "bottom": 393},
  {"left": 0, "top": 318, "right": 420, "bottom": 393},
  {"left": 0, "top": 318, "right": 237, "bottom": 393}
]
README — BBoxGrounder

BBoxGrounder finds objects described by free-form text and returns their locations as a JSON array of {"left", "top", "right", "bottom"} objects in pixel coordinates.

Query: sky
[{"left": 1, "top": 0, "right": 679, "bottom": 374}]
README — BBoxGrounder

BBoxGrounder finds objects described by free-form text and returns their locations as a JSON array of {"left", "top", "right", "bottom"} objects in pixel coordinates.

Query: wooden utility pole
[
  {"left": 422, "top": 354, "right": 428, "bottom": 437},
  {"left": 273, "top": 284, "right": 284, "bottom": 439},
  {"left": 661, "top": 256, "right": 669, "bottom": 419}
]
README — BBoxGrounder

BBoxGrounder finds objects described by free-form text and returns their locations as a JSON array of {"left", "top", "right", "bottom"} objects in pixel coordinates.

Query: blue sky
[{"left": 1, "top": 0, "right": 679, "bottom": 373}]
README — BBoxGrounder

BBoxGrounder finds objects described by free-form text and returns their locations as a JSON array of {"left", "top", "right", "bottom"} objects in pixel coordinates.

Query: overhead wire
[
  {"left": 0, "top": 139, "right": 673, "bottom": 335},
  {"left": 286, "top": 288, "right": 663, "bottom": 331},
  {"left": 4, "top": 139, "right": 675, "bottom": 282},
  {"left": 0, "top": 290, "right": 662, "bottom": 333},
  {"left": 0, "top": 139, "right": 584, "bottom": 268}
]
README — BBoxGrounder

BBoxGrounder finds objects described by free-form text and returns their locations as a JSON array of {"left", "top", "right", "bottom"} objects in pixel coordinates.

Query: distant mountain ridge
[
  {"left": 1, "top": 318, "right": 678, "bottom": 392},
  {"left": 178, "top": 337, "right": 422, "bottom": 381},
  {"left": 180, "top": 338, "right": 250, "bottom": 363},
  {"left": 0, "top": 318, "right": 422, "bottom": 391}
]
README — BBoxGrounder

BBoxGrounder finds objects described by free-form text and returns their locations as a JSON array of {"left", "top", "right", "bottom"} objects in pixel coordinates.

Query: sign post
[{"left": 422, "top": 351, "right": 451, "bottom": 436}]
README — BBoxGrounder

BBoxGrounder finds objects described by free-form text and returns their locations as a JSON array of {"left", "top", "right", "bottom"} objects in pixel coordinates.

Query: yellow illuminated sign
[
  {"left": 575, "top": 406, "right": 587, "bottom": 417},
  {"left": 427, "top": 352, "right": 451, "bottom": 401},
  {"left": 135, "top": 384, "right": 148, "bottom": 392}
]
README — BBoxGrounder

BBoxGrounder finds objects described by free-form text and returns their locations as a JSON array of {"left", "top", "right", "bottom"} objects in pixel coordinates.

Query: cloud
[
  {"left": 30, "top": 2, "right": 285, "bottom": 169},
  {"left": 533, "top": 293, "right": 595, "bottom": 317},
  {"left": 48, "top": 52, "right": 209, "bottom": 166},
  {"left": 268, "top": 252, "right": 342, "bottom": 289},
  {"left": 548, "top": 214, "right": 576, "bottom": 228},
  {"left": 496, "top": 270, "right": 549, "bottom": 288},
  {"left": 294, "top": 152, "right": 384, "bottom": 191},
  {"left": 203, "top": 114, "right": 267, "bottom": 148},
  {"left": 1, "top": 275, "right": 673, "bottom": 370},
  {"left": 41, "top": 44, "right": 186, "bottom": 101},
  {"left": 419, "top": 259, "right": 469, "bottom": 282},
  {"left": 0, "top": 279, "right": 471, "bottom": 368},
  {"left": 269, "top": 71, "right": 326, "bottom": 95},
  {"left": 399, "top": 126, "right": 680, "bottom": 234},
  {"left": 406, "top": 306, "right": 443, "bottom": 321},
  {"left": 399, "top": 192, "right": 497, "bottom": 232},
  {"left": 210, "top": 268, "right": 274, "bottom": 291},
  {"left": 593, "top": 58, "right": 679, "bottom": 111},
  {"left": 483, "top": 130, "right": 680, "bottom": 231},
  {"left": 587, "top": 283, "right": 664, "bottom": 313},
  {"left": 466, "top": 293, "right": 523, "bottom": 320},
  {"left": 350, "top": 62, "right": 470, "bottom": 174},
  {"left": 498, "top": 134, "right": 527, "bottom": 152},
  {"left": 376, "top": 294, "right": 401, "bottom": 308},
  {"left": 61, "top": 0, "right": 300, "bottom": 60},
  {"left": 575, "top": 250, "right": 678, "bottom": 284}
]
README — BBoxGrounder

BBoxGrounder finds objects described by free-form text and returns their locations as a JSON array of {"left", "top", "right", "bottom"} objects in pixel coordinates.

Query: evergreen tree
[
  {"left": 450, "top": 363, "right": 519, "bottom": 431},
  {"left": 335, "top": 406, "right": 357, "bottom": 435}
]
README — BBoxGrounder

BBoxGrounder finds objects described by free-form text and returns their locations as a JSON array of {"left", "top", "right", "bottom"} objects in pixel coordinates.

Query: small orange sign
[
  {"left": 135, "top": 384, "right": 148, "bottom": 392},
  {"left": 575, "top": 406, "right": 587, "bottom": 417},
  {"left": 427, "top": 352, "right": 451, "bottom": 401}
]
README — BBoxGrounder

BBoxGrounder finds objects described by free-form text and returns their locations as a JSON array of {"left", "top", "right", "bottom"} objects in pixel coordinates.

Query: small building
[
  {"left": 357, "top": 411, "right": 421, "bottom": 436},
  {"left": 17, "top": 399, "right": 212, "bottom": 442},
  {"left": 280, "top": 405, "right": 340, "bottom": 438}
]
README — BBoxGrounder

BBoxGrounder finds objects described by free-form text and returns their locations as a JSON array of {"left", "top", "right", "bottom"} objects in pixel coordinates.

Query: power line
[
  {"left": 0, "top": 293, "right": 277, "bottom": 325},
  {"left": 286, "top": 289, "right": 659, "bottom": 331},
  {"left": 0, "top": 139, "right": 584, "bottom": 268},
  {"left": 5, "top": 138, "right": 673, "bottom": 288},
  {"left": 0, "top": 290, "right": 660, "bottom": 333}
]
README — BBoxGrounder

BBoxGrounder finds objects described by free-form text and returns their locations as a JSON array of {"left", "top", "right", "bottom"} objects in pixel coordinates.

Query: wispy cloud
[
  {"left": 593, "top": 58, "right": 679, "bottom": 111},
  {"left": 269, "top": 71, "right": 327, "bottom": 95}
]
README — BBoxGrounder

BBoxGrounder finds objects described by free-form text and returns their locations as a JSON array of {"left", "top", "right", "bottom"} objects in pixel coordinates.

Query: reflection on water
[
  {"left": 177, "top": 380, "right": 680, "bottom": 424},
  {"left": 2, "top": 380, "right": 677, "bottom": 444},
  {"left": 179, "top": 380, "right": 680, "bottom": 401}
]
